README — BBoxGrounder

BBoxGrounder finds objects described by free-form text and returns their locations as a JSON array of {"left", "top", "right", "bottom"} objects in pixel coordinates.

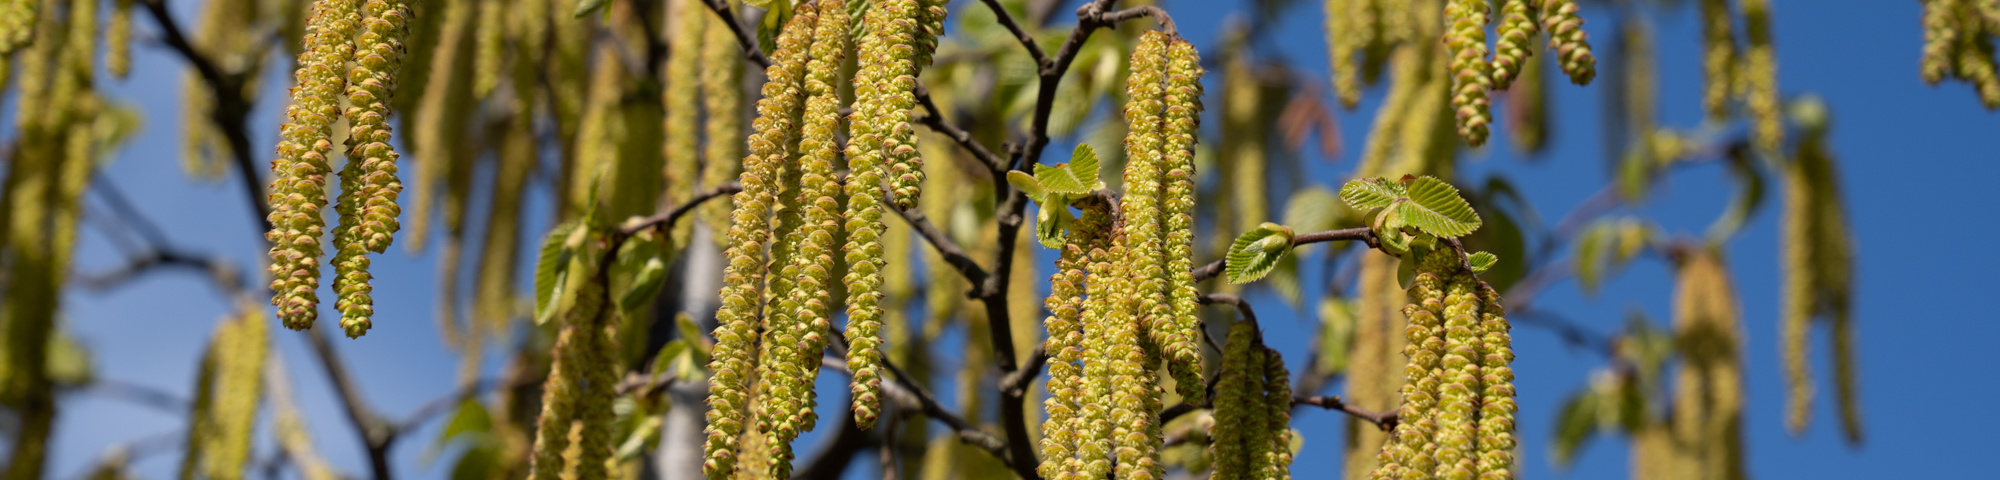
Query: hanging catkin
[
  {"left": 0, "top": 0, "right": 37, "bottom": 53},
  {"left": 331, "top": 0, "right": 412, "bottom": 337},
  {"left": 1537, "top": 0, "right": 1596, "bottom": 84},
  {"left": 1698, "top": 0, "right": 1736, "bottom": 120},
  {"left": 1211, "top": 320, "right": 1266, "bottom": 479},
  {"left": 1037, "top": 198, "right": 1112, "bottom": 480},
  {"left": 1327, "top": 0, "right": 1372, "bottom": 108},
  {"left": 1260, "top": 348, "right": 1295, "bottom": 480},
  {"left": 703, "top": 3, "right": 818, "bottom": 478},
  {"left": 760, "top": 5, "right": 847, "bottom": 477},
  {"left": 108, "top": 0, "right": 132, "bottom": 78},
  {"left": 699, "top": 2, "right": 744, "bottom": 241},
  {"left": 1444, "top": 0, "right": 1494, "bottom": 146},
  {"left": 1783, "top": 103, "right": 1863, "bottom": 443},
  {"left": 844, "top": 0, "right": 926, "bottom": 431},
  {"left": 664, "top": 0, "right": 706, "bottom": 248},
  {"left": 888, "top": 0, "right": 947, "bottom": 210},
  {"left": 1740, "top": 0, "right": 1781, "bottom": 153},
  {"left": 1370, "top": 247, "right": 1517, "bottom": 480},
  {"left": 268, "top": 0, "right": 361, "bottom": 330},
  {"left": 526, "top": 270, "right": 616, "bottom": 480},
  {"left": 1160, "top": 39, "right": 1207, "bottom": 403},
  {"left": 1489, "top": 0, "right": 1537, "bottom": 90},
  {"left": 1670, "top": 249, "right": 1749, "bottom": 480},
  {"left": 470, "top": 0, "right": 503, "bottom": 99}
]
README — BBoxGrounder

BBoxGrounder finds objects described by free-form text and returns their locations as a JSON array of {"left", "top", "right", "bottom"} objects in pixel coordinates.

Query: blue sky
[{"left": 37, "top": 0, "right": 2000, "bottom": 479}]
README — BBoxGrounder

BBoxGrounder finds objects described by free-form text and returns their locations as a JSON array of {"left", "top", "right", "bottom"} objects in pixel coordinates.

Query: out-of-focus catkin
[
  {"left": 108, "top": 0, "right": 132, "bottom": 78},
  {"left": 1740, "top": 0, "right": 1782, "bottom": 153},
  {"left": 699, "top": 3, "right": 744, "bottom": 241},
  {"left": 664, "top": 0, "right": 706, "bottom": 248},
  {"left": 1699, "top": 0, "right": 1736, "bottom": 120}
]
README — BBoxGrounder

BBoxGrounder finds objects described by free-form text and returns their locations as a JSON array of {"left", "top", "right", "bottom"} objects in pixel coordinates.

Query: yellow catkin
[
  {"left": 1474, "top": 284, "right": 1516, "bottom": 480},
  {"left": 527, "top": 274, "right": 616, "bottom": 480},
  {"left": 1370, "top": 246, "right": 1516, "bottom": 480},
  {"left": 1040, "top": 200, "right": 1113, "bottom": 480},
  {"left": 405, "top": 0, "right": 477, "bottom": 252},
  {"left": 473, "top": 110, "right": 535, "bottom": 332},
  {"left": 471, "top": 0, "right": 502, "bottom": 98},
  {"left": 1699, "top": 0, "right": 1736, "bottom": 120},
  {"left": 1952, "top": 0, "right": 2000, "bottom": 108},
  {"left": 1445, "top": 0, "right": 1494, "bottom": 146},
  {"left": 699, "top": 2, "right": 744, "bottom": 243},
  {"left": 1921, "top": 0, "right": 1957, "bottom": 85},
  {"left": 205, "top": 308, "right": 269, "bottom": 480},
  {"left": 845, "top": 0, "right": 923, "bottom": 431},
  {"left": 663, "top": 0, "right": 705, "bottom": 247},
  {"left": 1489, "top": 0, "right": 1537, "bottom": 90},
  {"left": 704, "top": 4, "right": 818, "bottom": 478},
  {"left": 1160, "top": 39, "right": 1206, "bottom": 403},
  {"left": 1210, "top": 321, "right": 1263, "bottom": 479},
  {"left": 267, "top": 0, "right": 361, "bottom": 330},
  {"left": 0, "top": 0, "right": 39, "bottom": 53},
  {"left": 1261, "top": 348, "right": 1296, "bottom": 480},
  {"left": 332, "top": 0, "right": 412, "bottom": 337},
  {"left": 1329, "top": 0, "right": 1366, "bottom": 108},
  {"left": 1670, "top": 249, "right": 1748, "bottom": 480},
  {"left": 1121, "top": 31, "right": 1171, "bottom": 358},
  {"left": 1780, "top": 146, "right": 1816, "bottom": 437},
  {"left": 1345, "top": 255, "right": 1408, "bottom": 480},
  {"left": 108, "top": 0, "right": 132, "bottom": 78},
  {"left": 1739, "top": 0, "right": 1781, "bottom": 153},
  {"left": 886, "top": 0, "right": 948, "bottom": 210}
]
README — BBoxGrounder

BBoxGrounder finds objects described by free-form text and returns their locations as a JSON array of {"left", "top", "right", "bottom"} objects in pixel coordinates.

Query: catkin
[
  {"left": 1698, "top": 0, "right": 1736, "bottom": 119},
  {"left": 108, "top": 0, "right": 132, "bottom": 78},
  {"left": 471, "top": 0, "right": 503, "bottom": 99},
  {"left": 1921, "top": 0, "right": 1957, "bottom": 85},
  {"left": 1537, "top": 0, "right": 1595, "bottom": 85},
  {"left": 1445, "top": 0, "right": 1494, "bottom": 146},
  {"left": 699, "top": 3, "right": 744, "bottom": 241},
  {"left": 664, "top": 0, "right": 706, "bottom": 249},
  {"left": 1369, "top": 247, "right": 1517, "bottom": 480},
  {"left": 1260, "top": 348, "right": 1296, "bottom": 480},
  {"left": 888, "top": 0, "right": 947, "bottom": 210},
  {"left": 1122, "top": 31, "right": 1171, "bottom": 356},
  {"left": 527, "top": 273, "right": 616, "bottom": 480},
  {"left": 844, "top": 0, "right": 927, "bottom": 431},
  {"left": 1210, "top": 320, "right": 1264, "bottom": 479},
  {"left": 207, "top": 308, "right": 269, "bottom": 480},
  {"left": 1670, "top": 250, "right": 1748, "bottom": 480},
  {"left": 1160, "top": 39, "right": 1206, "bottom": 403},
  {"left": 1506, "top": 52, "right": 1547, "bottom": 154},
  {"left": 1490, "top": 0, "right": 1537, "bottom": 90},
  {"left": 1740, "top": 0, "right": 1782, "bottom": 153},
  {"left": 332, "top": 0, "right": 412, "bottom": 338},
  {"left": 1328, "top": 0, "right": 1367, "bottom": 108},
  {"left": 0, "top": 0, "right": 38, "bottom": 53},
  {"left": 268, "top": 0, "right": 361, "bottom": 330},
  {"left": 1038, "top": 199, "right": 1113, "bottom": 480},
  {"left": 704, "top": 4, "right": 818, "bottom": 478}
]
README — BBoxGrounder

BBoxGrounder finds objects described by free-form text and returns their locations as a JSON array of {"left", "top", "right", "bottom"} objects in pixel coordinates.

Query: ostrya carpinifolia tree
[{"left": 6, "top": 0, "right": 1939, "bottom": 478}]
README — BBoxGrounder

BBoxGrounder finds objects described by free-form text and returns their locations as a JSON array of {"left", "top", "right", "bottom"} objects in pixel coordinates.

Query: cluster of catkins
[
  {"left": 1371, "top": 248, "right": 1517, "bottom": 480},
  {"left": 701, "top": 1, "right": 945, "bottom": 478},
  {"left": 1209, "top": 320, "right": 1296, "bottom": 480},
  {"left": 1778, "top": 100, "right": 1861, "bottom": 443},
  {"left": 1921, "top": 0, "right": 2000, "bottom": 108},
  {"left": 1326, "top": 0, "right": 1595, "bottom": 146},
  {"left": 177, "top": 307, "right": 271, "bottom": 480},
  {"left": 266, "top": 0, "right": 412, "bottom": 338},
  {"left": 1036, "top": 30, "right": 1208, "bottom": 480}
]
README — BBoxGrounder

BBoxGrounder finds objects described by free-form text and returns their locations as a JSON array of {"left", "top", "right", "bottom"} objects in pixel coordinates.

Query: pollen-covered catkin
[
  {"left": 703, "top": 5, "right": 819, "bottom": 478},
  {"left": 1160, "top": 39, "right": 1207, "bottom": 404},
  {"left": 205, "top": 308, "right": 269, "bottom": 480},
  {"left": 1538, "top": 0, "right": 1596, "bottom": 84},
  {"left": 1445, "top": 0, "right": 1494, "bottom": 146},
  {"left": 1699, "top": 0, "right": 1736, "bottom": 119},
  {"left": 268, "top": 0, "right": 361, "bottom": 330},
  {"left": 1038, "top": 200, "right": 1112, "bottom": 480},
  {"left": 0, "top": 0, "right": 38, "bottom": 53},
  {"left": 887, "top": 0, "right": 947, "bottom": 210},
  {"left": 1210, "top": 320, "right": 1263, "bottom": 479},
  {"left": 1328, "top": 0, "right": 1365, "bottom": 108},
  {"left": 1474, "top": 283, "right": 1517, "bottom": 479},
  {"left": 1260, "top": 348, "right": 1296, "bottom": 480},
  {"left": 664, "top": 0, "right": 705, "bottom": 248},
  {"left": 1740, "top": 0, "right": 1782, "bottom": 153},
  {"left": 1490, "top": 0, "right": 1537, "bottom": 90},
  {"left": 109, "top": 0, "right": 132, "bottom": 78},
  {"left": 470, "top": 0, "right": 502, "bottom": 99},
  {"left": 698, "top": 3, "right": 744, "bottom": 242},
  {"left": 1921, "top": 0, "right": 1957, "bottom": 85},
  {"left": 844, "top": 0, "right": 923, "bottom": 432},
  {"left": 1434, "top": 276, "right": 1483, "bottom": 480},
  {"left": 331, "top": 0, "right": 412, "bottom": 338},
  {"left": 527, "top": 273, "right": 615, "bottom": 480},
  {"left": 1670, "top": 250, "right": 1749, "bottom": 480},
  {"left": 1368, "top": 246, "right": 1517, "bottom": 480},
  {"left": 764, "top": 5, "right": 847, "bottom": 478},
  {"left": 1121, "top": 31, "right": 1171, "bottom": 358}
]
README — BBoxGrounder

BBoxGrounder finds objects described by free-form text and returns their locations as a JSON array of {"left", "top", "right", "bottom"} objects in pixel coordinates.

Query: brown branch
[
  {"left": 913, "top": 86, "right": 1008, "bottom": 173},
  {"left": 700, "top": 0, "right": 771, "bottom": 69},
  {"left": 978, "top": 0, "right": 1050, "bottom": 69},
  {"left": 80, "top": 380, "right": 188, "bottom": 414},
  {"left": 137, "top": 0, "right": 266, "bottom": 231},
  {"left": 304, "top": 331, "right": 395, "bottom": 480},
  {"left": 618, "top": 182, "right": 742, "bottom": 236},
  {"left": 892, "top": 207, "right": 989, "bottom": 289},
  {"left": 1294, "top": 395, "right": 1400, "bottom": 432},
  {"left": 1191, "top": 227, "right": 1378, "bottom": 282}
]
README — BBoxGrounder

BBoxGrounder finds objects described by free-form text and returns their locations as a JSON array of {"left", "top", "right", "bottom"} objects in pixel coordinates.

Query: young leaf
[
  {"left": 1035, "top": 201, "right": 1074, "bottom": 249},
  {"left": 612, "top": 231, "right": 670, "bottom": 320},
  {"left": 1068, "top": 143, "right": 1102, "bottom": 188},
  {"left": 1007, "top": 170, "right": 1047, "bottom": 202},
  {"left": 1034, "top": 162, "right": 1090, "bottom": 196},
  {"left": 1339, "top": 177, "right": 1402, "bottom": 211},
  {"left": 1396, "top": 176, "right": 1483, "bottom": 238},
  {"left": 1225, "top": 223, "right": 1295, "bottom": 284},
  {"left": 534, "top": 222, "right": 580, "bottom": 325},
  {"left": 1573, "top": 222, "right": 1611, "bottom": 295},
  {"left": 1468, "top": 251, "right": 1499, "bottom": 273}
]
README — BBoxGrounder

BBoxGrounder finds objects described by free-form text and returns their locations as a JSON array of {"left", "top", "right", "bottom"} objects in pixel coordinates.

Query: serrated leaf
[
  {"left": 1468, "top": 251, "right": 1498, "bottom": 273},
  {"left": 1007, "top": 171, "right": 1046, "bottom": 202},
  {"left": 1068, "top": 144, "right": 1101, "bottom": 188},
  {"left": 1284, "top": 186, "right": 1343, "bottom": 233},
  {"left": 613, "top": 232, "right": 670, "bottom": 320},
  {"left": 1553, "top": 389, "right": 1601, "bottom": 467},
  {"left": 534, "top": 222, "right": 580, "bottom": 325},
  {"left": 1396, "top": 176, "right": 1482, "bottom": 238},
  {"left": 1339, "top": 177, "right": 1401, "bottom": 210},
  {"left": 1224, "top": 223, "right": 1294, "bottom": 284},
  {"left": 1034, "top": 162, "right": 1090, "bottom": 196}
]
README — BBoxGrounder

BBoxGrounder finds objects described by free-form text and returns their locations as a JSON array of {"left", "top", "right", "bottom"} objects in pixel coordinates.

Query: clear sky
[{"left": 39, "top": 1, "right": 2000, "bottom": 479}]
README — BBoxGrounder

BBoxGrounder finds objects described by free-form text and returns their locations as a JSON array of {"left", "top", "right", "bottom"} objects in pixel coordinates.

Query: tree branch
[
  {"left": 913, "top": 86, "right": 1008, "bottom": 173},
  {"left": 699, "top": 0, "right": 771, "bottom": 69},
  {"left": 892, "top": 207, "right": 989, "bottom": 289},
  {"left": 1294, "top": 395, "right": 1399, "bottom": 432},
  {"left": 137, "top": 0, "right": 266, "bottom": 231},
  {"left": 618, "top": 182, "right": 742, "bottom": 236},
  {"left": 978, "top": 0, "right": 1050, "bottom": 69}
]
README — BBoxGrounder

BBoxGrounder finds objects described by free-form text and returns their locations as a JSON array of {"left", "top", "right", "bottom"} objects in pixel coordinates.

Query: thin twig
[
  {"left": 1294, "top": 395, "right": 1400, "bottom": 432},
  {"left": 1190, "top": 227, "right": 1377, "bottom": 282},
  {"left": 978, "top": 0, "right": 1050, "bottom": 68},
  {"left": 700, "top": 0, "right": 771, "bottom": 68},
  {"left": 618, "top": 182, "right": 742, "bottom": 236},
  {"left": 81, "top": 380, "right": 188, "bottom": 414},
  {"left": 137, "top": 0, "right": 266, "bottom": 231},
  {"left": 892, "top": 207, "right": 989, "bottom": 289}
]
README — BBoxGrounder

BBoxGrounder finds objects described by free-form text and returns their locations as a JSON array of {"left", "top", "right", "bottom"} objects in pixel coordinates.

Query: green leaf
[
  {"left": 1034, "top": 201, "right": 1073, "bottom": 250},
  {"left": 1339, "top": 177, "right": 1401, "bottom": 211},
  {"left": 1573, "top": 222, "right": 1611, "bottom": 296},
  {"left": 572, "top": 0, "right": 609, "bottom": 17},
  {"left": 1396, "top": 253, "right": 1418, "bottom": 288},
  {"left": 583, "top": 167, "right": 610, "bottom": 230},
  {"left": 1396, "top": 176, "right": 1482, "bottom": 238},
  {"left": 651, "top": 341, "right": 690, "bottom": 380},
  {"left": 1553, "top": 389, "right": 1600, "bottom": 467},
  {"left": 615, "top": 415, "right": 666, "bottom": 460},
  {"left": 1068, "top": 143, "right": 1102, "bottom": 189},
  {"left": 1006, "top": 170, "right": 1046, "bottom": 202},
  {"left": 613, "top": 231, "right": 670, "bottom": 320},
  {"left": 1225, "top": 223, "right": 1294, "bottom": 284},
  {"left": 1467, "top": 251, "right": 1498, "bottom": 273},
  {"left": 534, "top": 222, "right": 580, "bottom": 325},
  {"left": 674, "top": 313, "right": 710, "bottom": 358},
  {"left": 1034, "top": 162, "right": 1090, "bottom": 196},
  {"left": 1706, "top": 146, "right": 1766, "bottom": 241},
  {"left": 449, "top": 444, "right": 498, "bottom": 480},
  {"left": 756, "top": 1, "right": 795, "bottom": 62},
  {"left": 1284, "top": 186, "right": 1343, "bottom": 233}
]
